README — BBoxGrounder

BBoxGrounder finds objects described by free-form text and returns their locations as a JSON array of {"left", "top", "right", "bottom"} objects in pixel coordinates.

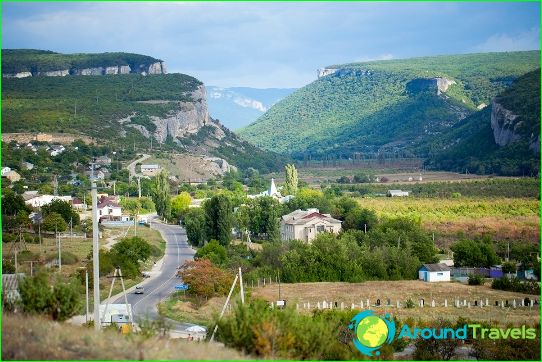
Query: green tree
[
  {"left": 151, "top": 170, "right": 171, "bottom": 220},
  {"left": 343, "top": 207, "right": 378, "bottom": 232},
  {"left": 42, "top": 199, "right": 79, "bottom": 226},
  {"left": 50, "top": 278, "right": 81, "bottom": 321},
  {"left": 283, "top": 164, "right": 298, "bottom": 195},
  {"left": 122, "top": 198, "right": 142, "bottom": 236},
  {"left": 19, "top": 272, "right": 52, "bottom": 315},
  {"left": 451, "top": 238, "right": 500, "bottom": 268},
  {"left": 195, "top": 239, "right": 228, "bottom": 266},
  {"left": 171, "top": 192, "right": 192, "bottom": 219},
  {"left": 1, "top": 188, "right": 31, "bottom": 216},
  {"left": 182, "top": 208, "right": 207, "bottom": 247},
  {"left": 204, "top": 194, "right": 233, "bottom": 246},
  {"left": 42, "top": 212, "right": 67, "bottom": 232},
  {"left": 251, "top": 197, "right": 281, "bottom": 241}
]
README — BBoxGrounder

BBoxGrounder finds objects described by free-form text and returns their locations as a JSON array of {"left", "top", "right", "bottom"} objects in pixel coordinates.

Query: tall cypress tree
[
  {"left": 204, "top": 194, "right": 233, "bottom": 246},
  {"left": 151, "top": 170, "right": 171, "bottom": 219}
]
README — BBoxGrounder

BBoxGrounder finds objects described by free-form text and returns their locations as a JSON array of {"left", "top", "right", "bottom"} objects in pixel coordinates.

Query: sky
[{"left": 2, "top": 1, "right": 540, "bottom": 88}]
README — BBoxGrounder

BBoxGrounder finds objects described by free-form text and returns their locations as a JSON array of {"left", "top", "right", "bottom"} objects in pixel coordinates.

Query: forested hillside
[
  {"left": 424, "top": 69, "right": 540, "bottom": 176},
  {"left": 1, "top": 50, "right": 288, "bottom": 173},
  {"left": 2, "top": 49, "right": 162, "bottom": 74},
  {"left": 239, "top": 51, "right": 539, "bottom": 158}
]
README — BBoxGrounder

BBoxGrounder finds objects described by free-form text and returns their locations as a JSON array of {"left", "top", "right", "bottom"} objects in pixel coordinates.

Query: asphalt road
[
  {"left": 112, "top": 220, "right": 195, "bottom": 327},
  {"left": 127, "top": 153, "right": 150, "bottom": 180}
]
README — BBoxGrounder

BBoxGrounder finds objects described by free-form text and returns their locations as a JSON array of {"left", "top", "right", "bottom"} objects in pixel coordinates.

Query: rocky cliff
[
  {"left": 150, "top": 84, "right": 209, "bottom": 143},
  {"left": 2, "top": 49, "right": 166, "bottom": 78},
  {"left": 491, "top": 100, "right": 540, "bottom": 153}
]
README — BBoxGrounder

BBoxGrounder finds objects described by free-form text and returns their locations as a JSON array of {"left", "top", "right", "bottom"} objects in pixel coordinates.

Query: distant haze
[
  {"left": 2, "top": 2, "right": 539, "bottom": 88},
  {"left": 207, "top": 87, "right": 297, "bottom": 130}
]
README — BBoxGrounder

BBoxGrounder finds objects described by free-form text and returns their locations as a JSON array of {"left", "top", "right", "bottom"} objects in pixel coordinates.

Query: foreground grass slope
[{"left": 2, "top": 314, "right": 246, "bottom": 360}]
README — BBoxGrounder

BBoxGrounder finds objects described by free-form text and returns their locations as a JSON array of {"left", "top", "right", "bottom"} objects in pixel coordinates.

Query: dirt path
[{"left": 127, "top": 153, "right": 150, "bottom": 180}]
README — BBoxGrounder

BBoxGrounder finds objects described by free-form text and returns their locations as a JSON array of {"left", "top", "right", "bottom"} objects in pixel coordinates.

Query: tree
[
  {"left": 1, "top": 188, "right": 31, "bottom": 216},
  {"left": 19, "top": 272, "right": 81, "bottom": 321},
  {"left": 283, "top": 164, "right": 298, "bottom": 195},
  {"left": 151, "top": 170, "right": 171, "bottom": 220},
  {"left": 343, "top": 207, "right": 378, "bottom": 232},
  {"left": 413, "top": 319, "right": 461, "bottom": 360},
  {"left": 122, "top": 198, "right": 142, "bottom": 235},
  {"left": 177, "top": 259, "right": 234, "bottom": 306},
  {"left": 451, "top": 238, "right": 500, "bottom": 268},
  {"left": 195, "top": 239, "right": 228, "bottom": 266},
  {"left": 42, "top": 212, "right": 67, "bottom": 232},
  {"left": 182, "top": 208, "right": 206, "bottom": 247},
  {"left": 42, "top": 199, "right": 79, "bottom": 226},
  {"left": 251, "top": 197, "right": 281, "bottom": 241},
  {"left": 204, "top": 194, "right": 233, "bottom": 246},
  {"left": 171, "top": 192, "right": 192, "bottom": 219}
]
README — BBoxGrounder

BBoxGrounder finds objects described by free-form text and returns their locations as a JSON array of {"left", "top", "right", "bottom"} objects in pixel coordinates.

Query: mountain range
[
  {"left": 1, "top": 49, "right": 288, "bottom": 174},
  {"left": 238, "top": 51, "right": 540, "bottom": 171}
]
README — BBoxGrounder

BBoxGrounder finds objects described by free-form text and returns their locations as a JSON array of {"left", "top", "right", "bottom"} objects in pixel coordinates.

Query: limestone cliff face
[
  {"left": 3, "top": 71, "right": 32, "bottom": 78},
  {"left": 406, "top": 77, "right": 455, "bottom": 95},
  {"left": 2, "top": 62, "right": 165, "bottom": 78},
  {"left": 151, "top": 84, "right": 209, "bottom": 143},
  {"left": 490, "top": 100, "right": 521, "bottom": 146}
]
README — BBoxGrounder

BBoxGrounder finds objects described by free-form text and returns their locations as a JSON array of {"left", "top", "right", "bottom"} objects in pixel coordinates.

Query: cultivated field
[
  {"left": 251, "top": 281, "right": 540, "bottom": 325},
  {"left": 355, "top": 197, "right": 540, "bottom": 244}
]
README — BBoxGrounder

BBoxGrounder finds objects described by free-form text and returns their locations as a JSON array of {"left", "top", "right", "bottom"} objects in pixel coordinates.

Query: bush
[
  {"left": 491, "top": 277, "right": 540, "bottom": 294},
  {"left": 404, "top": 298, "right": 416, "bottom": 308},
  {"left": 468, "top": 273, "right": 483, "bottom": 285}
]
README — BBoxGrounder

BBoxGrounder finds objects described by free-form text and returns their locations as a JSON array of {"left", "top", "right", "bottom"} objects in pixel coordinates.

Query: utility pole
[
  {"left": 56, "top": 224, "right": 61, "bottom": 273},
  {"left": 239, "top": 267, "right": 245, "bottom": 305},
  {"left": 137, "top": 176, "right": 141, "bottom": 199},
  {"left": 91, "top": 163, "right": 101, "bottom": 331}
]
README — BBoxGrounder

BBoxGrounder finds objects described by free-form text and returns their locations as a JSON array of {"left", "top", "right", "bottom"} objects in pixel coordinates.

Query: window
[
  {"left": 316, "top": 225, "right": 325, "bottom": 233},
  {"left": 437, "top": 272, "right": 443, "bottom": 276}
]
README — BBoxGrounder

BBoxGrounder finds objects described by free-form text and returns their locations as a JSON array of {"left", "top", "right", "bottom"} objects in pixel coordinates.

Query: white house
[
  {"left": 418, "top": 263, "right": 451, "bottom": 282},
  {"left": 25, "top": 195, "right": 72, "bottom": 208},
  {"left": 97, "top": 200, "right": 122, "bottom": 220},
  {"left": 280, "top": 208, "right": 342, "bottom": 243},
  {"left": 387, "top": 190, "right": 409, "bottom": 197},
  {"left": 141, "top": 164, "right": 161, "bottom": 176}
]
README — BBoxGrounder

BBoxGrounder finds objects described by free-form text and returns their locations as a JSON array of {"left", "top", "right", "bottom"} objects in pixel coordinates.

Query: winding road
[
  {"left": 127, "top": 153, "right": 150, "bottom": 181},
  {"left": 112, "top": 219, "right": 198, "bottom": 332}
]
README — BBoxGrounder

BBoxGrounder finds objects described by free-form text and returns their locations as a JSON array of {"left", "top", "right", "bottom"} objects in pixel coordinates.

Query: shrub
[
  {"left": 468, "top": 273, "right": 483, "bottom": 285},
  {"left": 404, "top": 298, "right": 416, "bottom": 308}
]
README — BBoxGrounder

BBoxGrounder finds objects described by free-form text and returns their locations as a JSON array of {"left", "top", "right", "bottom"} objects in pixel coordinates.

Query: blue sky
[{"left": 2, "top": 1, "right": 540, "bottom": 88}]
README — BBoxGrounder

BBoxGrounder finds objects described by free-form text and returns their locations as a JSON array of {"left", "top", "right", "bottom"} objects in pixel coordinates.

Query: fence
[
  {"left": 57, "top": 232, "right": 87, "bottom": 239},
  {"left": 268, "top": 297, "right": 540, "bottom": 311}
]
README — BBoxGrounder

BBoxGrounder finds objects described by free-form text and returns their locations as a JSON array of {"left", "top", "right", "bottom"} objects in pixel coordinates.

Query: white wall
[{"left": 427, "top": 271, "right": 450, "bottom": 282}]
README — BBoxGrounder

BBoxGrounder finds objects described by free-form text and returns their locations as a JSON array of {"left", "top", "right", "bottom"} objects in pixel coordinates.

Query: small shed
[
  {"left": 387, "top": 190, "right": 409, "bottom": 197},
  {"left": 418, "top": 263, "right": 451, "bottom": 282}
]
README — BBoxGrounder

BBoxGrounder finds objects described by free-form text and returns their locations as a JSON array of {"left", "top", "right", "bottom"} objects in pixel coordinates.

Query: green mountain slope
[
  {"left": 238, "top": 51, "right": 539, "bottom": 157},
  {"left": 2, "top": 49, "right": 162, "bottom": 74},
  {"left": 424, "top": 69, "right": 540, "bottom": 176},
  {"left": 1, "top": 50, "right": 288, "bottom": 173}
]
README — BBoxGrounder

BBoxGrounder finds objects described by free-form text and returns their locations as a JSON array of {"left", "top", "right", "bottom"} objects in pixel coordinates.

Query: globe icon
[{"left": 356, "top": 315, "right": 389, "bottom": 348}]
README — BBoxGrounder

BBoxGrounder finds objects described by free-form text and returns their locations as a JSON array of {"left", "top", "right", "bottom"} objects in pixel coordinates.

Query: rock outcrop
[
  {"left": 490, "top": 100, "right": 521, "bottom": 147},
  {"left": 3, "top": 71, "right": 32, "bottom": 78},
  {"left": 3, "top": 62, "right": 165, "bottom": 78},
  {"left": 406, "top": 77, "right": 456, "bottom": 95},
  {"left": 38, "top": 69, "right": 69, "bottom": 77},
  {"left": 151, "top": 84, "right": 209, "bottom": 143}
]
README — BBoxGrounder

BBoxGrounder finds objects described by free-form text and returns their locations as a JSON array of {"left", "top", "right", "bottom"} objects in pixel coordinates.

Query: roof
[
  {"left": 420, "top": 263, "right": 451, "bottom": 272},
  {"left": 282, "top": 209, "right": 341, "bottom": 225},
  {"left": 97, "top": 201, "right": 121, "bottom": 209},
  {"left": 141, "top": 164, "right": 160, "bottom": 169}
]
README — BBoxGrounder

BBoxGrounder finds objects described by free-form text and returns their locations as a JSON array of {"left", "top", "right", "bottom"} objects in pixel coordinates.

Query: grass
[
  {"left": 158, "top": 292, "right": 227, "bottom": 327},
  {"left": 2, "top": 313, "right": 247, "bottom": 360},
  {"left": 250, "top": 280, "right": 540, "bottom": 325}
]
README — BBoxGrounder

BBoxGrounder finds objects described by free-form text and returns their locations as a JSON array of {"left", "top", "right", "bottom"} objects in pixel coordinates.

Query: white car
[{"left": 134, "top": 286, "right": 144, "bottom": 294}]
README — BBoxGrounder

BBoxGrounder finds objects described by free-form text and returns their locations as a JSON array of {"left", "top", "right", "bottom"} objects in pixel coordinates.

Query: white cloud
[{"left": 472, "top": 27, "right": 540, "bottom": 52}]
